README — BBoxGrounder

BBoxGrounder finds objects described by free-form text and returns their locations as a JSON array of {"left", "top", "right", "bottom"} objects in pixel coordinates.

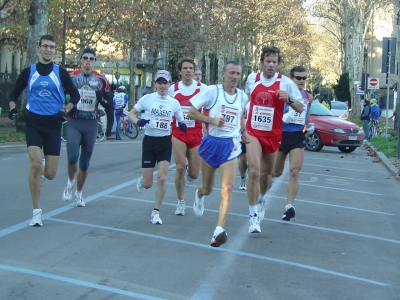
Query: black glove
[
  {"left": 57, "top": 110, "right": 68, "bottom": 122},
  {"left": 178, "top": 122, "right": 187, "bottom": 133},
  {"left": 8, "top": 108, "right": 17, "bottom": 120},
  {"left": 136, "top": 119, "right": 150, "bottom": 127}
]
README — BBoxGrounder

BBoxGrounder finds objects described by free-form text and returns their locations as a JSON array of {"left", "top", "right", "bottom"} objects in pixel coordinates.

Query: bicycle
[
  {"left": 368, "top": 119, "right": 384, "bottom": 139},
  {"left": 116, "top": 108, "right": 139, "bottom": 139},
  {"left": 61, "top": 109, "right": 106, "bottom": 142}
]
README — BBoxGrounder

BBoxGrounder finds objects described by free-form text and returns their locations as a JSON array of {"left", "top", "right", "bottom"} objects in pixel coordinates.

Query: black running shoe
[{"left": 282, "top": 206, "right": 295, "bottom": 221}]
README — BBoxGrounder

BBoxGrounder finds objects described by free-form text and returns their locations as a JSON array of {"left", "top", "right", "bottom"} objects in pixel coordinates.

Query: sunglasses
[
  {"left": 294, "top": 76, "right": 307, "bottom": 81},
  {"left": 82, "top": 56, "right": 95, "bottom": 61},
  {"left": 156, "top": 80, "right": 169, "bottom": 85}
]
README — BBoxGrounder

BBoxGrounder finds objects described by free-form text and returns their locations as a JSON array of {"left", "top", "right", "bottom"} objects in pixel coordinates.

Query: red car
[{"left": 305, "top": 101, "right": 364, "bottom": 153}]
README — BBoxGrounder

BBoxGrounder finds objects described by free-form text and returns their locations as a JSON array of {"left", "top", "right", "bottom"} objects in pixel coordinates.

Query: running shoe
[
  {"left": 269, "top": 176, "right": 275, "bottom": 190},
  {"left": 186, "top": 172, "right": 194, "bottom": 183},
  {"left": 29, "top": 209, "right": 43, "bottom": 227},
  {"left": 40, "top": 175, "right": 46, "bottom": 187},
  {"left": 174, "top": 203, "right": 186, "bottom": 216},
  {"left": 239, "top": 179, "right": 246, "bottom": 190},
  {"left": 75, "top": 193, "right": 85, "bottom": 207},
  {"left": 248, "top": 214, "right": 261, "bottom": 233},
  {"left": 282, "top": 206, "right": 296, "bottom": 221},
  {"left": 257, "top": 197, "right": 266, "bottom": 221},
  {"left": 62, "top": 183, "right": 74, "bottom": 201},
  {"left": 211, "top": 226, "right": 228, "bottom": 247},
  {"left": 193, "top": 189, "right": 204, "bottom": 217},
  {"left": 137, "top": 178, "right": 145, "bottom": 193},
  {"left": 151, "top": 210, "right": 162, "bottom": 225}
]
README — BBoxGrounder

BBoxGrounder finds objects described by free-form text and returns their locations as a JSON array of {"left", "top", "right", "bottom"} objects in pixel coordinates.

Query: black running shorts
[
  {"left": 142, "top": 135, "right": 172, "bottom": 168},
  {"left": 278, "top": 131, "right": 306, "bottom": 155}
]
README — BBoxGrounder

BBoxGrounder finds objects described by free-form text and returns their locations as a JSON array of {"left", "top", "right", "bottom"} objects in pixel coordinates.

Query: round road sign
[{"left": 369, "top": 78, "right": 378, "bottom": 86}]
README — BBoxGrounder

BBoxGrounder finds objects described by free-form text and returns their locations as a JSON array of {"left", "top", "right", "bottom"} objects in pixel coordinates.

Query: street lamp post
[{"left": 115, "top": 61, "right": 120, "bottom": 85}]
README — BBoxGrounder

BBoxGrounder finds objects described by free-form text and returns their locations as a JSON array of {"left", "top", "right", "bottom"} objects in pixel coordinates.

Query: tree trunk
[
  {"left": 26, "top": 0, "right": 49, "bottom": 67},
  {"left": 18, "top": 0, "right": 49, "bottom": 131},
  {"left": 129, "top": 35, "right": 137, "bottom": 109},
  {"left": 205, "top": 49, "right": 210, "bottom": 85}
]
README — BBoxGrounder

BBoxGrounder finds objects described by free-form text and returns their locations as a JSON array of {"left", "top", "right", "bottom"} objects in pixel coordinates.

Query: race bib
[
  {"left": 288, "top": 100, "right": 307, "bottom": 125},
  {"left": 220, "top": 105, "right": 239, "bottom": 131},
  {"left": 178, "top": 106, "right": 195, "bottom": 128},
  {"left": 150, "top": 116, "right": 171, "bottom": 131},
  {"left": 251, "top": 105, "right": 274, "bottom": 131},
  {"left": 77, "top": 85, "right": 96, "bottom": 112}
]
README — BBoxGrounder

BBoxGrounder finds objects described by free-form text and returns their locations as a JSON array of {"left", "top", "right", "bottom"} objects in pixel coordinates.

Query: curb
[{"left": 366, "top": 142, "right": 400, "bottom": 180}]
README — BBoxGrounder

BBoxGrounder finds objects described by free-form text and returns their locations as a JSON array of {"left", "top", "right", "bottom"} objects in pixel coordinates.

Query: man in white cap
[{"left": 128, "top": 70, "right": 187, "bottom": 225}]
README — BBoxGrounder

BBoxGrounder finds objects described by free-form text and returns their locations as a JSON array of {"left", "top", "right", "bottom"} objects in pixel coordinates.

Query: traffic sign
[{"left": 367, "top": 77, "right": 379, "bottom": 89}]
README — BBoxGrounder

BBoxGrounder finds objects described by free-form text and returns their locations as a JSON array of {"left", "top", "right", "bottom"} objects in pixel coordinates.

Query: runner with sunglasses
[
  {"left": 272, "top": 66, "right": 314, "bottom": 221},
  {"left": 62, "top": 47, "right": 111, "bottom": 207},
  {"left": 244, "top": 47, "right": 304, "bottom": 234}
]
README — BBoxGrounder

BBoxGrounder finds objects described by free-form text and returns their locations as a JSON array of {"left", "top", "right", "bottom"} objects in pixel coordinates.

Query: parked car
[
  {"left": 305, "top": 101, "right": 364, "bottom": 153},
  {"left": 330, "top": 100, "right": 350, "bottom": 119}
]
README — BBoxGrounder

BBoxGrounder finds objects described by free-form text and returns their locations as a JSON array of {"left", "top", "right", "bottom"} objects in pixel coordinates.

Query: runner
[
  {"left": 273, "top": 66, "right": 314, "bottom": 221},
  {"left": 245, "top": 46, "right": 304, "bottom": 233},
  {"left": 128, "top": 70, "right": 186, "bottom": 224},
  {"left": 168, "top": 58, "right": 206, "bottom": 216},
  {"left": 8, "top": 34, "right": 79, "bottom": 226},
  {"left": 62, "top": 47, "right": 111, "bottom": 207},
  {"left": 194, "top": 67, "right": 203, "bottom": 83},
  {"left": 188, "top": 61, "right": 250, "bottom": 247}
]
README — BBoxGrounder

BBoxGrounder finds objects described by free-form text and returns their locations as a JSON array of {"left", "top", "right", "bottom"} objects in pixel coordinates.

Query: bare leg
[
  {"left": 172, "top": 137, "right": 187, "bottom": 200},
  {"left": 287, "top": 148, "right": 304, "bottom": 205},
  {"left": 155, "top": 161, "right": 170, "bottom": 209},
  {"left": 216, "top": 158, "right": 238, "bottom": 228}
]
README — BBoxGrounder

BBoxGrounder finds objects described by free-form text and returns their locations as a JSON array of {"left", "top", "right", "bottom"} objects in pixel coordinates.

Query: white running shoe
[
  {"left": 62, "top": 183, "right": 74, "bottom": 201},
  {"left": 248, "top": 215, "right": 261, "bottom": 233},
  {"left": 174, "top": 203, "right": 186, "bottom": 216},
  {"left": 193, "top": 189, "right": 204, "bottom": 217},
  {"left": 151, "top": 210, "right": 162, "bottom": 225},
  {"left": 40, "top": 175, "right": 46, "bottom": 187},
  {"left": 257, "top": 195, "right": 267, "bottom": 221},
  {"left": 186, "top": 172, "right": 194, "bottom": 183},
  {"left": 211, "top": 226, "right": 228, "bottom": 247},
  {"left": 239, "top": 179, "right": 246, "bottom": 190},
  {"left": 29, "top": 209, "right": 43, "bottom": 227},
  {"left": 75, "top": 194, "right": 86, "bottom": 207},
  {"left": 137, "top": 178, "right": 145, "bottom": 193}
]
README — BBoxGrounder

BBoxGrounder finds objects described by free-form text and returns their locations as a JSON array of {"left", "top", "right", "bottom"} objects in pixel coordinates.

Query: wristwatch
[{"left": 288, "top": 98, "right": 295, "bottom": 104}]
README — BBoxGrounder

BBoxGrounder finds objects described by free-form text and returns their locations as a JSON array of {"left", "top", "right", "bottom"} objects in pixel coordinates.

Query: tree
[{"left": 333, "top": 72, "right": 351, "bottom": 105}]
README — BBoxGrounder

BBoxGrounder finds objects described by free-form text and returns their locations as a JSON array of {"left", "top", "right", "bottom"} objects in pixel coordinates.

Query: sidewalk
[{"left": 364, "top": 141, "right": 400, "bottom": 180}]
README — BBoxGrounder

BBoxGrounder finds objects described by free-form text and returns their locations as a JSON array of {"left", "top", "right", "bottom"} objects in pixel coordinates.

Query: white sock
[
  {"left": 33, "top": 208, "right": 42, "bottom": 214},
  {"left": 249, "top": 205, "right": 257, "bottom": 216},
  {"left": 285, "top": 204, "right": 293, "bottom": 210},
  {"left": 75, "top": 190, "right": 82, "bottom": 198},
  {"left": 68, "top": 179, "right": 75, "bottom": 186},
  {"left": 178, "top": 200, "right": 185, "bottom": 204}
]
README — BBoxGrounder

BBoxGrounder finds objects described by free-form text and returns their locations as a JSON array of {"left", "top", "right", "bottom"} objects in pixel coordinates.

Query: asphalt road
[{"left": 0, "top": 136, "right": 399, "bottom": 300}]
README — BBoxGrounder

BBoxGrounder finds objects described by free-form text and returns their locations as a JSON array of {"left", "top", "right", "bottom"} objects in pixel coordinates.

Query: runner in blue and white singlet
[{"left": 273, "top": 66, "right": 314, "bottom": 222}]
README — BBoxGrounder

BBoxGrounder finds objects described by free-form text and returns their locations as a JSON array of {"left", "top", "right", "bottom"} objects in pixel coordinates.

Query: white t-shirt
[
  {"left": 190, "top": 84, "right": 248, "bottom": 138},
  {"left": 245, "top": 72, "right": 303, "bottom": 101},
  {"left": 134, "top": 92, "right": 184, "bottom": 137}
]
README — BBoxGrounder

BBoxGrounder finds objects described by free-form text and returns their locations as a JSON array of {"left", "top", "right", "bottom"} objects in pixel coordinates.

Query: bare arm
[
  {"left": 188, "top": 106, "right": 225, "bottom": 127},
  {"left": 128, "top": 108, "right": 139, "bottom": 124}
]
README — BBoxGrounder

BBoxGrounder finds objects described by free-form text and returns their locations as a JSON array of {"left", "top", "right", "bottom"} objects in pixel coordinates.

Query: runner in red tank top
[
  {"left": 168, "top": 57, "right": 207, "bottom": 216},
  {"left": 244, "top": 47, "right": 304, "bottom": 234}
]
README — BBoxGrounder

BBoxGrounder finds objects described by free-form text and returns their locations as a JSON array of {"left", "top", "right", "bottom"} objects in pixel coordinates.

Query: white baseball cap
[{"left": 155, "top": 70, "right": 171, "bottom": 82}]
